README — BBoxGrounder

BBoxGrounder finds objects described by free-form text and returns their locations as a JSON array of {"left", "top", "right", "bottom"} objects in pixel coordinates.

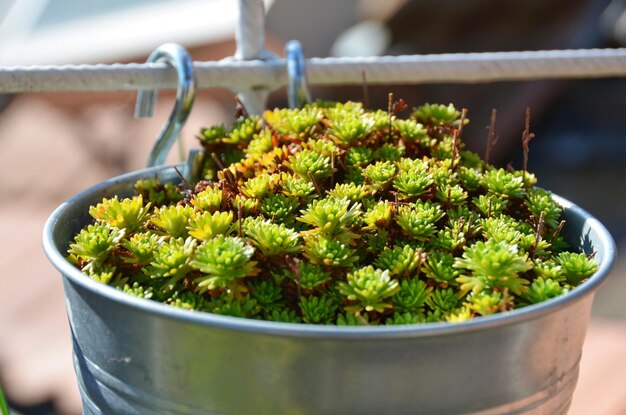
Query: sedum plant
[
  {"left": 190, "top": 235, "right": 258, "bottom": 294},
  {"left": 188, "top": 211, "right": 236, "bottom": 241},
  {"left": 243, "top": 217, "right": 301, "bottom": 257},
  {"left": 455, "top": 239, "right": 532, "bottom": 297},
  {"left": 144, "top": 237, "right": 197, "bottom": 293},
  {"left": 339, "top": 266, "right": 400, "bottom": 313},
  {"left": 68, "top": 223, "right": 124, "bottom": 271},
  {"left": 89, "top": 195, "right": 151, "bottom": 232},
  {"left": 68, "top": 100, "right": 599, "bottom": 325}
]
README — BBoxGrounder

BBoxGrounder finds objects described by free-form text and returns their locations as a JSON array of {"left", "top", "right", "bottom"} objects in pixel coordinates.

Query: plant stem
[
  {"left": 234, "top": 95, "right": 250, "bottom": 119},
  {"left": 211, "top": 152, "right": 225, "bottom": 171},
  {"left": 173, "top": 166, "right": 192, "bottom": 192},
  {"left": 307, "top": 171, "right": 323, "bottom": 196},
  {"left": 387, "top": 92, "right": 394, "bottom": 139},
  {"left": 457, "top": 108, "right": 468, "bottom": 138},
  {"left": 0, "top": 382, "right": 9, "bottom": 415},
  {"left": 522, "top": 107, "right": 535, "bottom": 173},
  {"left": 531, "top": 211, "right": 545, "bottom": 259},
  {"left": 550, "top": 220, "right": 566, "bottom": 243},
  {"left": 237, "top": 199, "right": 243, "bottom": 237},
  {"left": 451, "top": 109, "right": 467, "bottom": 170},
  {"left": 485, "top": 108, "right": 498, "bottom": 164}
]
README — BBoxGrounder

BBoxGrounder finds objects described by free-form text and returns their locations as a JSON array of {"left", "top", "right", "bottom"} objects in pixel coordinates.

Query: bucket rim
[{"left": 42, "top": 164, "right": 617, "bottom": 339}]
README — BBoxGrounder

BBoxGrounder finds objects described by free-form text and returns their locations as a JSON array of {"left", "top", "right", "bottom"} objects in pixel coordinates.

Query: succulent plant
[
  {"left": 282, "top": 261, "right": 332, "bottom": 292},
  {"left": 363, "top": 160, "right": 397, "bottom": 190},
  {"left": 455, "top": 239, "right": 532, "bottom": 297},
  {"left": 303, "top": 235, "right": 359, "bottom": 268},
  {"left": 284, "top": 149, "right": 332, "bottom": 180},
  {"left": 413, "top": 103, "right": 461, "bottom": 126},
  {"left": 243, "top": 217, "right": 301, "bottom": 257},
  {"left": 190, "top": 235, "right": 258, "bottom": 293},
  {"left": 522, "top": 278, "right": 569, "bottom": 305},
  {"left": 396, "top": 201, "right": 445, "bottom": 241},
  {"left": 422, "top": 251, "right": 460, "bottom": 285},
  {"left": 465, "top": 291, "right": 505, "bottom": 316},
  {"left": 68, "top": 223, "right": 125, "bottom": 270},
  {"left": 224, "top": 116, "right": 261, "bottom": 145},
  {"left": 525, "top": 188, "right": 562, "bottom": 229},
  {"left": 250, "top": 280, "right": 283, "bottom": 312},
  {"left": 328, "top": 113, "right": 374, "bottom": 144},
  {"left": 151, "top": 205, "right": 195, "bottom": 238},
  {"left": 375, "top": 244, "right": 423, "bottom": 278},
  {"left": 68, "top": 99, "right": 599, "bottom": 325},
  {"left": 89, "top": 195, "right": 151, "bottom": 232},
  {"left": 392, "top": 278, "right": 431, "bottom": 313},
  {"left": 266, "top": 307, "right": 302, "bottom": 323},
  {"left": 362, "top": 201, "right": 393, "bottom": 231},
  {"left": 339, "top": 266, "right": 400, "bottom": 313},
  {"left": 191, "top": 187, "right": 223, "bottom": 212},
  {"left": 299, "top": 196, "right": 362, "bottom": 240},
  {"left": 188, "top": 211, "right": 236, "bottom": 241},
  {"left": 427, "top": 287, "right": 460, "bottom": 313},
  {"left": 345, "top": 146, "right": 374, "bottom": 167},
  {"left": 210, "top": 293, "right": 259, "bottom": 318},
  {"left": 555, "top": 252, "right": 598, "bottom": 285},
  {"left": 135, "top": 178, "right": 183, "bottom": 205},
  {"left": 481, "top": 168, "right": 526, "bottom": 199},
  {"left": 300, "top": 294, "right": 338, "bottom": 324},
  {"left": 393, "top": 169, "right": 433, "bottom": 198},
  {"left": 259, "top": 194, "right": 300, "bottom": 225}
]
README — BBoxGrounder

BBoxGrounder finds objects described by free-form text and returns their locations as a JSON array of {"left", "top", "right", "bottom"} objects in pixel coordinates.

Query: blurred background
[{"left": 1, "top": 0, "right": 625, "bottom": 413}]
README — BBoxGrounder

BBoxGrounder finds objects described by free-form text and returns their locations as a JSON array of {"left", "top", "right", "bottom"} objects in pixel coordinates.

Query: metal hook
[
  {"left": 135, "top": 43, "right": 196, "bottom": 167},
  {"left": 285, "top": 40, "right": 311, "bottom": 108}
]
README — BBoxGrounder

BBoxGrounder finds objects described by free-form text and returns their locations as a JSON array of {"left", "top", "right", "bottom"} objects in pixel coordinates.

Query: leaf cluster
[{"left": 68, "top": 100, "right": 599, "bottom": 324}]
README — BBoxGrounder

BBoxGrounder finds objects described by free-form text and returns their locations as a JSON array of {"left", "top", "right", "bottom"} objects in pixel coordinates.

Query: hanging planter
[
  {"left": 42, "top": 43, "right": 616, "bottom": 415},
  {"left": 44, "top": 166, "right": 615, "bottom": 415}
]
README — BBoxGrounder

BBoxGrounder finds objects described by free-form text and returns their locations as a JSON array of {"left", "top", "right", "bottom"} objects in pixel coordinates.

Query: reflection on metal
[
  {"left": 286, "top": 40, "right": 310, "bottom": 108},
  {"left": 134, "top": 43, "right": 196, "bottom": 167}
]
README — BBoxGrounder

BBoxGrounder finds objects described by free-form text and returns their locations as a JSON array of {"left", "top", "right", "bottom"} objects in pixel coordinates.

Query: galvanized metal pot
[{"left": 43, "top": 165, "right": 616, "bottom": 415}]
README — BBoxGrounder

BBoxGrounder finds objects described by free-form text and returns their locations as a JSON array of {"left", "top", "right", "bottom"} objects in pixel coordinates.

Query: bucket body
[{"left": 43, "top": 165, "right": 616, "bottom": 415}]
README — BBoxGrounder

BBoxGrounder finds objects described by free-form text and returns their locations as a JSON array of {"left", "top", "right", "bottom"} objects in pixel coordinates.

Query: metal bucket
[{"left": 43, "top": 164, "right": 616, "bottom": 415}]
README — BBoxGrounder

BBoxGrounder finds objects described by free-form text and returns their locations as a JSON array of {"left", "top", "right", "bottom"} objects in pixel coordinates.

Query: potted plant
[{"left": 44, "top": 100, "right": 614, "bottom": 415}]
